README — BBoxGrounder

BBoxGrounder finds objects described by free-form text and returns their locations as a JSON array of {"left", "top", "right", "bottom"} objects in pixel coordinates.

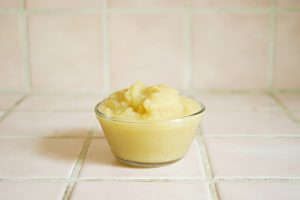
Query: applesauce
[{"left": 95, "top": 82, "right": 204, "bottom": 167}]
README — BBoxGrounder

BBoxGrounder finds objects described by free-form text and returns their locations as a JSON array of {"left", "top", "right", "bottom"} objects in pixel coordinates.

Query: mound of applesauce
[{"left": 95, "top": 81, "right": 204, "bottom": 167}]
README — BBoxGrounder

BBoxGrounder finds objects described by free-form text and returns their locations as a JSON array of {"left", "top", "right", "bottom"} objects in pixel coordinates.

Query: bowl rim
[{"left": 94, "top": 99, "right": 205, "bottom": 123}]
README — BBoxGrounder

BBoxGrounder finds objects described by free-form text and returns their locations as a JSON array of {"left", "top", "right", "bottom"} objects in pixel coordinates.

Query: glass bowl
[{"left": 94, "top": 100, "right": 205, "bottom": 167}]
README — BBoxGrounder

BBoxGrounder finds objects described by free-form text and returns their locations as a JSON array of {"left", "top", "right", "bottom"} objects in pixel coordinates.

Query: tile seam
[
  {"left": 0, "top": 8, "right": 300, "bottom": 14},
  {"left": 204, "top": 135, "right": 300, "bottom": 139},
  {"left": 1, "top": 89, "right": 300, "bottom": 95},
  {"left": 195, "top": 125, "right": 220, "bottom": 200},
  {"left": 1, "top": 177, "right": 300, "bottom": 183},
  {"left": 2, "top": 134, "right": 300, "bottom": 140},
  {"left": 61, "top": 132, "right": 94, "bottom": 200},
  {"left": 20, "top": 0, "right": 31, "bottom": 94},
  {"left": 0, "top": 95, "right": 27, "bottom": 123},
  {"left": 215, "top": 177, "right": 300, "bottom": 183},
  {"left": 268, "top": 92, "right": 300, "bottom": 127}
]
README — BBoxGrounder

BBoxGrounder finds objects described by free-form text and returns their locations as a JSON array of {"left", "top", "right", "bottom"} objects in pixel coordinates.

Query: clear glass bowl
[{"left": 94, "top": 101, "right": 205, "bottom": 167}]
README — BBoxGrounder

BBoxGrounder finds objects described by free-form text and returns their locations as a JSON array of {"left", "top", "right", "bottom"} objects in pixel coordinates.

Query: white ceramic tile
[
  {"left": 206, "top": 138, "right": 300, "bottom": 177},
  {"left": 27, "top": 0, "right": 102, "bottom": 9},
  {"left": 202, "top": 110, "right": 300, "bottom": 135},
  {"left": 109, "top": 0, "right": 187, "bottom": 8},
  {"left": 29, "top": 14, "right": 103, "bottom": 89},
  {"left": 195, "top": 93, "right": 279, "bottom": 111},
  {"left": 192, "top": 13, "right": 270, "bottom": 89},
  {"left": 292, "top": 112, "right": 300, "bottom": 121},
  {"left": 276, "top": 94, "right": 300, "bottom": 111},
  {"left": 0, "top": 94, "right": 22, "bottom": 109},
  {"left": 0, "top": 0, "right": 22, "bottom": 8},
  {"left": 79, "top": 139, "right": 204, "bottom": 178},
  {"left": 0, "top": 182, "right": 66, "bottom": 200},
  {"left": 109, "top": 14, "right": 186, "bottom": 90},
  {"left": 16, "top": 94, "right": 103, "bottom": 111},
  {"left": 0, "top": 139, "right": 83, "bottom": 177},
  {"left": 0, "top": 15, "right": 24, "bottom": 90},
  {"left": 274, "top": 13, "right": 300, "bottom": 89},
  {"left": 192, "top": 0, "right": 272, "bottom": 8},
  {"left": 0, "top": 111, "right": 92, "bottom": 137},
  {"left": 277, "top": 0, "right": 300, "bottom": 7},
  {"left": 72, "top": 182, "right": 211, "bottom": 200},
  {"left": 217, "top": 182, "right": 300, "bottom": 200}
]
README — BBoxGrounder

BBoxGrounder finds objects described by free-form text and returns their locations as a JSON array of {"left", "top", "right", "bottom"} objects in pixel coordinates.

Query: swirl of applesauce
[{"left": 99, "top": 81, "right": 200, "bottom": 120}]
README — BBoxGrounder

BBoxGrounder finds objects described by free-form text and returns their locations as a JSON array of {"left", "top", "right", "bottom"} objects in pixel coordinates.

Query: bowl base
[{"left": 116, "top": 156, "right": 182, "bottom": 168}]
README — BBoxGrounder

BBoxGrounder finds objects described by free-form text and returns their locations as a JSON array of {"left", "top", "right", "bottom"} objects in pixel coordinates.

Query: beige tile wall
[{"left": 0, "top": 0, "right": 299, "bottom": 93}]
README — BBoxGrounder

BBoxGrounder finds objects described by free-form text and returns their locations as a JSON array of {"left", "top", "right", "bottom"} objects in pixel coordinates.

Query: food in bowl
[{"left": 95, "top": 81, "right": 204, "bottom": 167}]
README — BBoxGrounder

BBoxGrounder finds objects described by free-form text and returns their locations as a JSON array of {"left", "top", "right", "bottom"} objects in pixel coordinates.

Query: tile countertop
[{"left": 0, "top": 92, "right": 300, "bottom": 200}]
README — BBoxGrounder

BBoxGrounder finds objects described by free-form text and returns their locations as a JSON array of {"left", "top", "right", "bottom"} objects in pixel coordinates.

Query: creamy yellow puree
[
  {"left": 95, "top": 82, "right": 203, "bottom": 166},
  {"left": 99, "top": 81, "right": 200, "bottom": 120}
]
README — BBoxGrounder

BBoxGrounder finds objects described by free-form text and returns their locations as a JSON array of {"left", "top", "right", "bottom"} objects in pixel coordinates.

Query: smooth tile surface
[
  {"left": 0, "top": 0, "right": 22, "bottom": 8},
  {"left": 29, "top": 14, "right": 103, "bottom": 89},
  {"left": 276, "top": 94, "right": 300, "bottom": 111},
  {"left": 277, "top": 0, "right": 300, "bottom": 7},
  {"left": 217, "top": 182, "right": 300, "bottom": 200},
  {"left": 109, "top": 0, "right": 187, "bottom": 8},
  {"left": 110, "top": 14, "right": 185, "bottom": 90},
  {"left": 195, "top": 93, "right": 279, "bottom": 111},
  {"left": 0, "top": 182, "right": 66, "bottom": 200},
  {"left": 72, "top": 182, "right": 211, "bottom": 200},
  {"left": 202, "top": 111, "right": 300, "bottom": 135},
  {"left": 192, "top": 0, "right": 272, "bottom": 8},
  {"left": 0, "top": 139, "right": 83, "bottom": 177},
  {"left": 274, "top": 13, "right": 300, "bottom": 89},
  {"left": 0, "top": 15, "right": 24, "bottom": 90},
  {"left": 0, "top": 111, "right": 92, "bottom": 137},
  {"left": 79, "top": 139, "right": 205, "bottom": 178},
  {"left": 0, "top": 94, "right": 22, "bottom": 109},
  {"left": 27, "top": 0, "right": 102, "bottom": 9},
  {"left": 292, "top": 112, "right": 300, "bottom": 121},
  {"left": 192, "top": 13, "right": 269, "bottom": 89},
  {"left": 206, "top": 138, "right": 300, "bottom": 177},
  {"left": 16, "top": 94, "right": 103, "bottom": 111}
]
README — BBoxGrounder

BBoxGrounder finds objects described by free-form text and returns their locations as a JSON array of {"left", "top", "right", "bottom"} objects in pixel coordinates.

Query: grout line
[
  {"left": 273, "top": 89, "right": 300, "bottom": 94},
  {"left": 61, "top": 131, "right": 94, "bottom": 200},
  {"left": 0, "top": 89, "right": 24, "bottom": 94},
  {"left": 29, "top": 88, "right": 103, "bottom": 95},
  {"left": 0, "top": 136, "right": 95, "bottom": 139},
  {"left": 1, "top": 88, "right": 300, "bottom": 95},
  {"left": 102, "top": 0, "right": 110, "bottom": 94},
  {"left": 183, "top": 0, "right": 192, "bottom": 90},
  {"left": 215, "top": 177, "right": 300, "bottom": 183},
  {"left": 195, "top": 129, "right": 213, "bottom": 179},
  {"left": 1, "top": 7, "right": 300, "bottom": 14},
  {"left": 1, "top": 176, "right": 299, "bottom": 183},
  {"left": 0, "top": 95, "right": 27, "bottom": 123},
  {"left": 195, "top": 125, "right": 220, "bottom": 200},
  {"left": 11, "top": 109, "right": 96, "bottom": 112},
  {"left": 196, "top": 136, "right": 220, "bottom": 200},
  {"left": 268, "top": 92, "right": 300, "bottom": 127},
  {"left": 209, "top": 183, "right": 220, "bottom": 200},
  {"left": 204, "top": 135, "right": 300, "bottom": 139},
  {"left": 78, "top": 177, "right": 206, "bottom": 183},
  {"left": 267, "top": 0, "right": 277, "bottom": 90},
  {"left": 1, "top": 134, "right": 300, "bottom": 140},
  {"left": 20, "top": 0, "right": 31, "bottom": 94}
]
